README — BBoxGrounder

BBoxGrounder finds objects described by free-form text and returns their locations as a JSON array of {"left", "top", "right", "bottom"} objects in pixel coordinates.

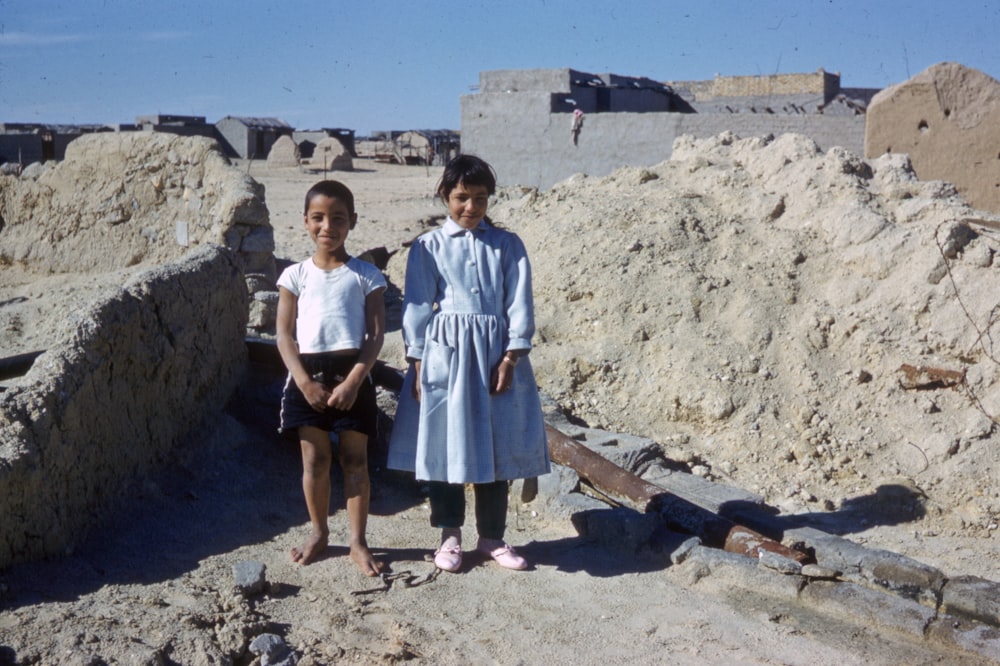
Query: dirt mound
[{"left": 481, "top": 131, "right": 1000, "bottom": 539}]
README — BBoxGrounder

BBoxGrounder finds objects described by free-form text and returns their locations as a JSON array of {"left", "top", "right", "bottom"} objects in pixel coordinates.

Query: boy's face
[
  {"left": 304, "top": 194, "right": 356, "bottom": 253},
  {"left": 445, "top": 182, "right": 490, "bottom": 229}
]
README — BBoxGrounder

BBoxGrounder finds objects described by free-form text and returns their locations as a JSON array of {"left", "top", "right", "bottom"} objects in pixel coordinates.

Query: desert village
[{"left": 3, "top": 63, "right": 1000, "bottom": 663}]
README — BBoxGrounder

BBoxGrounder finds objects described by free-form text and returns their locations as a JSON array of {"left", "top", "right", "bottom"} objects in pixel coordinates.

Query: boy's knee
[{"left": 339, "top": 449, "right": 368, "bottom": 473}]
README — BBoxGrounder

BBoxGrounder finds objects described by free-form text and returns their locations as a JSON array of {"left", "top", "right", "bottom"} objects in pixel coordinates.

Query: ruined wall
[
  {"left": 865, "top": 62, "right": 1000, "bottom": 214},
  {"left": 666, "top": 70, "right": 838, "bottom": 101},
  {"left": 0, "top": 245, "right": 248, "bottom": 568},
  {"left": 714, "top": 70, "right": 836, "bottom": 99}
]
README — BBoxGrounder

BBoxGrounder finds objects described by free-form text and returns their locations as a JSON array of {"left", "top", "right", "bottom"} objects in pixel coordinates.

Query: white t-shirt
[{"left": 277, "top": 256, "right": 386, "bottom": 353}]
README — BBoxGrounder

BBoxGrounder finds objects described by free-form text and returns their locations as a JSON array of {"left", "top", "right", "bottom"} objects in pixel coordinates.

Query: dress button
[{"left": 470, "top": 288, "right": 479, "bottom": 294}]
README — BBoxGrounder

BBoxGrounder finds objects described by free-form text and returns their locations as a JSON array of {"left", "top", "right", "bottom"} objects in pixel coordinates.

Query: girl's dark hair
[
  {"left": 437, "top": 154, "right": 497, "bottom": 200},
  {"left": 304, "top": 180, "right": 355, "bottom": 215}
]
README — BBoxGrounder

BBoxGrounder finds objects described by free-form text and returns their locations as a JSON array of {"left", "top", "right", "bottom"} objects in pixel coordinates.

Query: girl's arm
[
  {"left": 502, "top": 234, "right": 535, "bottom": 355},
  {"left": 492, "top": 234, "right": 534, "bottom": 394},
  {"left": 276, "top": 286, "right": 330, "bottom": 411},
  {"left": 401, "top": 239, "right": 439, "bottom": 362},
  {"left": 400, "top": 238, "right": 439, "bottom": 402}
]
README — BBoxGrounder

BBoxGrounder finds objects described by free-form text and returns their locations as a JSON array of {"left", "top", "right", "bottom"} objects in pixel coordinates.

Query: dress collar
[{"left": 444, "top": 217, "right": 486, "bottom": 236}]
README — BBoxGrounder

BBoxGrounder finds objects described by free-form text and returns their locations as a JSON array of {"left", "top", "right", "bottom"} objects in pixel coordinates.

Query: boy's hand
[
  {"left": 327, "top": 380, "right": 360, "bottom": 410},
  {"left": 301, "top": 379, "right": 331, "bottom": 413}
]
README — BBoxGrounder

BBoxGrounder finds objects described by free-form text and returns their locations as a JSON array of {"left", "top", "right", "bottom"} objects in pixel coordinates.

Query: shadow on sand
[{"left": 0, "top": 359, "right": 422, "bottom": 608}]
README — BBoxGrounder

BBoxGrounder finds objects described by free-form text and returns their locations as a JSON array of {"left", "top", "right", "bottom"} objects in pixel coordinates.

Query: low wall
[{"left": 0, "top": 244, "right": 248, "bottom": 568}]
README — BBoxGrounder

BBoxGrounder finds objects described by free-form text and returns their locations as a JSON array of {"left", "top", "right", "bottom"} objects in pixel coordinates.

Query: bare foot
[
  {"left": 290, "top": 530, "right": 329, "bottom": 565},
  {"left": 350, "top": 541, "right": 385, "bottom": 577}
]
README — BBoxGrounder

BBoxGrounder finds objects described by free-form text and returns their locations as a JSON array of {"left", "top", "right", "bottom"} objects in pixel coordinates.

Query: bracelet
[{"left": 502, "top": 354, "right": 519, "bottom": 367}]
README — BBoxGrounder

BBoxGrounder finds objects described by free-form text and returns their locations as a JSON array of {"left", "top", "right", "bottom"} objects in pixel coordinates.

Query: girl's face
[{"left": 445, "top": 181, "right": 490, "bottom": 229}]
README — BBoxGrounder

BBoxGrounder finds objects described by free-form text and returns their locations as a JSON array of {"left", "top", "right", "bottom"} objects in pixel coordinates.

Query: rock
[
  {"left": 801, "top": 564, "right": 841, "bottom": 579},
  {"left": 232, "top": 560, "right": 267, "bottom": 597},
  {"left": 249, "top": 633, "right": 297, "bottom": 665},
  {"left": 758, "top": 550, "right": 803, "bottom": 574}
]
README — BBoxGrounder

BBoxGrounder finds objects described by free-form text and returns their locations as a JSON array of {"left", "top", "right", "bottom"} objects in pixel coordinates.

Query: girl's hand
[
  {"left": 301, "top": 379, "right": 331, "bottom": 413},
  {"left": 491, "top": 356, "right": 515, "bottom": 395},
  {"left": 411, "top": 360, "right": 422, "bottom": 403}
]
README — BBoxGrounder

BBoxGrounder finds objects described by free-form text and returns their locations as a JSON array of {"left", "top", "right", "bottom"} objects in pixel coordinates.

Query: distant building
[
  {"left": 395, "top": 130, "right": 461, "bottom": 165},
  {"left": 0, "top": 122, "right": 111, "bottom": 164},
  {"left": 355, "top": 129, "right": 460, "bottom": 165},
  {"left": 135, "top": 114, "right": 217, "bottom": 140},
  {"left": 293, "top": 128, "right": 357, "bottom": 159},
  {"left": 214, "top": 116, "right": 293, "bottom": 159}
]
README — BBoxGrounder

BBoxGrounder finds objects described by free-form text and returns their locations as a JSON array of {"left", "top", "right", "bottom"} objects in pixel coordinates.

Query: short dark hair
[
  {"left": 304, "top": 180, "right": 355, "bottom": 215},
  {"left": 437, "top": 154, "right": 497, "bottom": 200}
]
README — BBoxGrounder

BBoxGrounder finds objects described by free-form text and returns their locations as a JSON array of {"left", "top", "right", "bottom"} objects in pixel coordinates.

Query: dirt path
[{"left": 0, "top": 361, "right": 979, "bottom": 664}]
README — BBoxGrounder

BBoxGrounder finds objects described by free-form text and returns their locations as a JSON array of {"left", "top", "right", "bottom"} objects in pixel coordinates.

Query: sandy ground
[{"left": 1, "top": 156, "right": 997, "bottom": 665}]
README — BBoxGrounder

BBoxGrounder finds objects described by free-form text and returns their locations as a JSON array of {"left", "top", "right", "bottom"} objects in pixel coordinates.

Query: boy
[{"left": 276, "top": 180, "right": 386, "bottom": 576}]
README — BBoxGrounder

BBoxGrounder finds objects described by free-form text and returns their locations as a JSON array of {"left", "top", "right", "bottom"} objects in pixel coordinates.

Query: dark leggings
[{"left": 428, "top": 480, "right": 509, "bottom": 540}]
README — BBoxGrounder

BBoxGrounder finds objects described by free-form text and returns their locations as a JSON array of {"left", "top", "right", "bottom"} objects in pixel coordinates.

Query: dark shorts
[{"left": 279, "top": 353, "right": 378, "bottom": 437}]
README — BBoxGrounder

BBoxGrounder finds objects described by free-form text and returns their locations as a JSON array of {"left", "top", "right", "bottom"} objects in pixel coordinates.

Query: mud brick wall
[{"left": 0, "top": 245, "right": 248, "bottom": 567}]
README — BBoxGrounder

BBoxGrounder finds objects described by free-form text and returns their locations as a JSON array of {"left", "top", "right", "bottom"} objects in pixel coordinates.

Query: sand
[{"left": 1, "top": 146, "right": 998, "bottom": 664}]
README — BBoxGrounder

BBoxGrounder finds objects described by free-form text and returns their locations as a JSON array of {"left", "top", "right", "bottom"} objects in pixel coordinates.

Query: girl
[{"left": 388, "top": 155, "right": 550, "bottom": 572}]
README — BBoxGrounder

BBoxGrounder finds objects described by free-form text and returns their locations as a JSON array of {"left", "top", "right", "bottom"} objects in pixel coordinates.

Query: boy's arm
[
  {"left": 350, "top": 286, "right": 386, "bottom": 381},
  {"left": 275, "top": 287, "right": 308, "bottom": 384},
  {"left": 328, "top": 286, "right": 386, "bottom": 408},
  {"left": 327, "top": 286, "right": 385, "bottom": 410},
  {"left": 276, "top": 286, "right": 329, "bottom": 411}
]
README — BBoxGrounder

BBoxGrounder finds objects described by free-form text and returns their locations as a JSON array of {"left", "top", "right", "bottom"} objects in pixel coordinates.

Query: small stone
[
  {"left": 250, "top": 633, "right": 299, "bottom": 665},
  {"left": 233, "top": 560, "right": 267, "bottom": 597},
  {"left": 801, "top": 564, "right": 841, "bottom": 579},
  {"left": 758, "top": 550, "right": 803, "bottom": 574},
  {"left": 669, "top": 536, "right": 702, "bottom": 565}
]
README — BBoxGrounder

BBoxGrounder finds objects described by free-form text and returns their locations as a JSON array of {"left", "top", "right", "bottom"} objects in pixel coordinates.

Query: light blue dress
[{"left": 387, "top": 217, "right": 550, "bottom": 483}]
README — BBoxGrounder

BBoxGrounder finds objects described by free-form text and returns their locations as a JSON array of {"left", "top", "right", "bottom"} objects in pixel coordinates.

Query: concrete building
[
  {"left": 214, "top": 116, "right": 293, "bottom": 159},
  {"left": 461, "top": 68, "right": 877, "bottom": 189}
]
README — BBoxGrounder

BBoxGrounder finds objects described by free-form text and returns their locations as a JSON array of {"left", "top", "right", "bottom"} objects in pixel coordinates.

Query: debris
[{"left": 897, "top": 364, "right": 966, "bottom": 390}]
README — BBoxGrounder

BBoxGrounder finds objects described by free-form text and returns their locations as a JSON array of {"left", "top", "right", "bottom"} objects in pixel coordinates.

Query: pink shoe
[
  {"left": 477, "top": 539, "right": 528, "bottom": 570},
  {"left": 434, "top": 540, "right": 462, "bottom": 572}
]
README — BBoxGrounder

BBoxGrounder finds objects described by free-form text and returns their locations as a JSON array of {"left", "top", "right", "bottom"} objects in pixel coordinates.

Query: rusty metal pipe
[{"left": 545, "top": 424, "right": 811, "bottom": 563}]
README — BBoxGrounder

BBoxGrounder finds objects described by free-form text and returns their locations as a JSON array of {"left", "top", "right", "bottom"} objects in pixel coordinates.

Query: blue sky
[{"left": 2, "top": 0, "right": 998, "bottom": 135}]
